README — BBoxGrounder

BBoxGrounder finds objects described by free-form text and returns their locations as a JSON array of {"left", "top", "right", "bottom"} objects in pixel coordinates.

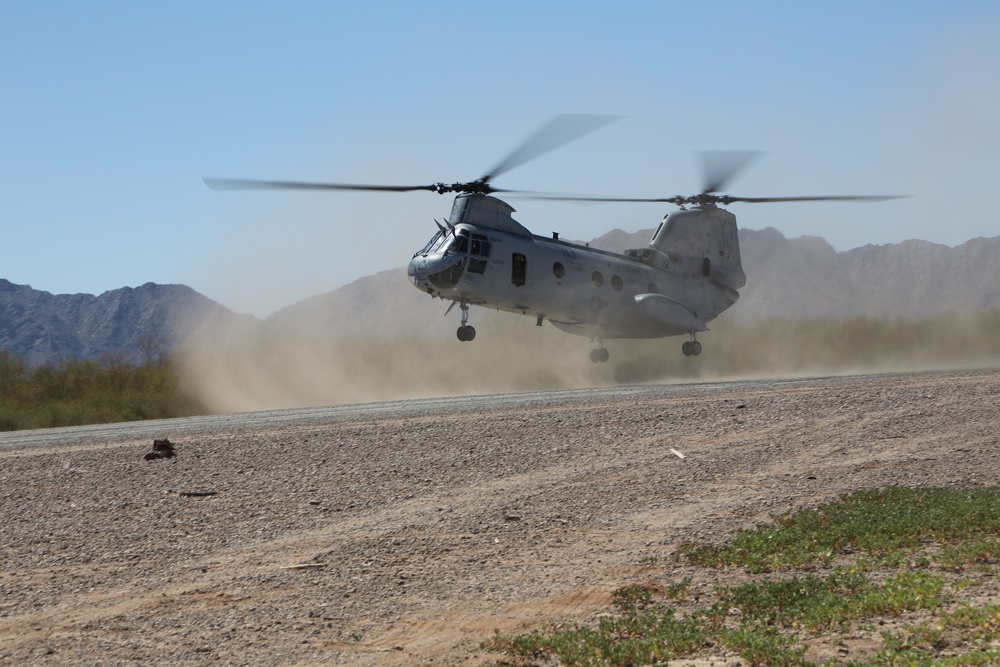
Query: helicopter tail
[{"left": 649, "top": 206, "right": 745, "bottom": 291}]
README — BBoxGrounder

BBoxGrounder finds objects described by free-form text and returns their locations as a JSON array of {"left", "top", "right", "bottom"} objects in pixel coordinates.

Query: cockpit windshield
[
  {"left": 417, "top": 230, "right": 448, "bottom": 256},
  {"left": 417, "top": 228, "right": 475, "bottom": 256},
  {"left": 446, "top": 234, "right": 469, "bottom": 254}
]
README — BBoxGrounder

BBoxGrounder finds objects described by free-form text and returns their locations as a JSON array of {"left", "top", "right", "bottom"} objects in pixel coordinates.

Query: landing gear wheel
[
  {"left": 682, "top": 340, "right": 703, "bottom": 357},
  {"left": 455, "top": 302, "right": 475, "bottom": 342},
  {"left": 589, "top": 347, "right": 609, "bottom": 363},
  {"left": 457, "top": 325, "right": 476, "bottom": 342},
  {"left": 681, "top": 341, "right": 699, "bottom": 356}
]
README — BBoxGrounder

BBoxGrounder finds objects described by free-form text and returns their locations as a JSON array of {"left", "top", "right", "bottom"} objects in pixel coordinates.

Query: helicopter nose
[
  {"left": 408, "top": 252, "right": 466, "bottom": 292},
  {"left": 407, "top": 255, "right": 424, "bottom": 278},
  {"left": 408, "top": 254, "right": 434, "bottom": 294}
]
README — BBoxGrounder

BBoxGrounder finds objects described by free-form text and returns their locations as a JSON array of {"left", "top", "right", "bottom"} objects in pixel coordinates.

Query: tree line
[{"left": 0, "top": 349, "right": 205, "bottom": 431}]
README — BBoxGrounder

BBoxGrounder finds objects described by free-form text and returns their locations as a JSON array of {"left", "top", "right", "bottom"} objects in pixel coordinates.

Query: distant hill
[
  {"left": 265, "top": 267, "right": 455, "bottom": 339},
  {"left": 0, "top": 280, "right": 256, "bottom": 366},
  {"left": 5, "top": 228, "right": 1000, "bottom": 365}
]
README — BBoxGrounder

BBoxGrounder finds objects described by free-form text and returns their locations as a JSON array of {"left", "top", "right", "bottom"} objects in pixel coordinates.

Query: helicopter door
[{"left": 512, "top": 253, "right": 526, "bottom": 287}]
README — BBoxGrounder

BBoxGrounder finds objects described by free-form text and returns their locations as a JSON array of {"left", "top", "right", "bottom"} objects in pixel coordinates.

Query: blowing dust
[
  {"left": 175, "top": 305, "right": 1000, "bottom": 414},
  {"left": 177, "top": 314, "right": 610, "bottom": 413}
]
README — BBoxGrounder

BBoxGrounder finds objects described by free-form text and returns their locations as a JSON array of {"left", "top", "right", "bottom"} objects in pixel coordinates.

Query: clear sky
[{"left": 3, "top": 1, "right": 999, "bottom": 316}]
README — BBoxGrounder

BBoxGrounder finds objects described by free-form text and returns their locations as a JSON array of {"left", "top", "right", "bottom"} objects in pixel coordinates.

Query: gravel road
[{"left": 1, "top": 369, "right": 998, "bottom": 665}]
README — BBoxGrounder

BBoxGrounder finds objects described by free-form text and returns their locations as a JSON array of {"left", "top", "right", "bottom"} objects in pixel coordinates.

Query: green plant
[
  {"left": 720, "top": 626, "right": 812, "bottom": 667},
  {"left": 0, "top": 351, "right": 206, "bottom": 430},
  {"left": 487, "top": 487, "right": 1000, "bottom": 667},
  {"left": 681, "top": 487, "right": 1000, "bottom": 573}
]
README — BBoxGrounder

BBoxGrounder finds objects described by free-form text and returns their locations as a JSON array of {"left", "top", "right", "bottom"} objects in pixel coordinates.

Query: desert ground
[{"left": 2, "top": 368, "right": 999, "bottom": 665}]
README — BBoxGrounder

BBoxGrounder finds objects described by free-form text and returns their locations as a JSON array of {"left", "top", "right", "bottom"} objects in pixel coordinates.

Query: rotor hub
[{"left": 432, "top": 178, "right": 495, "bottom": 195}]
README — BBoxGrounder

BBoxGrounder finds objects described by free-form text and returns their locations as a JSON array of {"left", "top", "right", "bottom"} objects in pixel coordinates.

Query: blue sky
[{"left": 3, "top": 1, "right": 999, "bottom": 316}]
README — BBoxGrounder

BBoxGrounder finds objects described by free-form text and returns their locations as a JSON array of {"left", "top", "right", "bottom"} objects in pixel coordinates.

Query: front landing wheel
[
  {"left": 682, "top": 340, "right": 702, "bottom": 356},
  {"left": 457, "top": 325, "right": 476, "bottom": 342}
]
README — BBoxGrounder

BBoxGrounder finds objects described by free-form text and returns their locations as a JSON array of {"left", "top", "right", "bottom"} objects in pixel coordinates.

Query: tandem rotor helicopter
[{"left": 205, "top": 115, "right": 896, "bottom": 363}]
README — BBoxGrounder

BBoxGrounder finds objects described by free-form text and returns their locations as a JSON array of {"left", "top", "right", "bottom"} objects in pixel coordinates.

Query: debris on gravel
[{"left": 143, "top": 438, "right": 176, "bottom": 460}]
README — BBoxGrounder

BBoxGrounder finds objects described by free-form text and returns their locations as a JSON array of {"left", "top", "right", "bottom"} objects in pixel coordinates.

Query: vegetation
[
  {"left": 485, "top": 487, "right": 1000, "bottom": 666},
  {"left": 0, "top": 349, "right": 205, "bottom": 431}
]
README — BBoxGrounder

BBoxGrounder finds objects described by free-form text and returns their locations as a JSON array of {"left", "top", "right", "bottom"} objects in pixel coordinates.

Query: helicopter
[{"left": 205, "top": 115, "right": 895, "bottom": 363}]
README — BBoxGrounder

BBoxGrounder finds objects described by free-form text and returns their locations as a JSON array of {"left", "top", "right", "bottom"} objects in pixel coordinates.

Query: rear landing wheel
[{"left": 457, "top": 325, "right": 476, "bottom": 342}]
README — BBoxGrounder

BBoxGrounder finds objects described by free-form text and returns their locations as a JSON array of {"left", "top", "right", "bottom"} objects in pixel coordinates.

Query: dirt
[{"left": 1, "top": 369, "right": 999, "bottom": 665}]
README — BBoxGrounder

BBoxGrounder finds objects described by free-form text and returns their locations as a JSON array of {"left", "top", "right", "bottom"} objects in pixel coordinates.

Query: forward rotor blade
[
  {"left": 700, "top": 150, "right": 761, "bottom": 194},
  {"left": 514, "top": 193, "right": 686, "bottom": 204},
  {"left": 483, "top": 114, "right": 620, "bottom": 183},
  {"left": 203, "top": 177, "right": 437, "bottom": 193}
]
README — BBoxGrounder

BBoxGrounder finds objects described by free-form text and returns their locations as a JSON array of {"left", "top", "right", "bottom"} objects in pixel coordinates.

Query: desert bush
[{"left": 0, "top": 351, "right": 205, "bottom": 431}]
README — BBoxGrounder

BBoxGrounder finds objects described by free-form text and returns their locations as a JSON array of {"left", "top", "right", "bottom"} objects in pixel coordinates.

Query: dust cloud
[
  {"left": 175, "top": 305, "right": 1000, "bottom": 414},
  {"left": 176, "top": 315, "right": 612, "bottom": 413}
]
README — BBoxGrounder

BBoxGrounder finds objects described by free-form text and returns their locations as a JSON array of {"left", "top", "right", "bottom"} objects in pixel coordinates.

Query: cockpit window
[
  {"left": 447, "top": 234, "right": 469, "bottom": 254},
  {"left": 418, "top": 230, "right": 446, "bottom": 255},
  {"left": 471, "top": 238, "right": 491, "bottom": 257}
]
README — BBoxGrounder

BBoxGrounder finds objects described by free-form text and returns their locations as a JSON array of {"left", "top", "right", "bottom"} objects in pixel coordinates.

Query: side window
[
  {"left": 471, "top": 238, "right": 492, "bottom": 257},
  {"left": 512, "top": 253, "right": 527, "bottom": 287},
  {"left": 468, "top": 258, "right": 488, "bottom": 275},
  {"left": 611, "top": 275, "right": 623, "bottom": 291},
  {"left": 591, "top": 270, "right": 604, "bottom": 288},
  {"left": 552, "top": 262, "right": 565, "bottom": 279}
]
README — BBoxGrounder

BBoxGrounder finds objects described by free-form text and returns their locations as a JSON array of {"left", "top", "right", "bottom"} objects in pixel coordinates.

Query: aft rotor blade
[
  {"left": 517, "top": 192, "right": 904, "bottom": 206},
  {"left": 723, "top": 194, "right": 904, "bottom": 204},
  {"left": 203, "top": 177, "right": 437, "bottom": 193},
  {"left": 483, "top": 114, "right": 620, "bottom": 182},
  {"left": 701, "top": 150, "right": 761, "bottom": 194}
]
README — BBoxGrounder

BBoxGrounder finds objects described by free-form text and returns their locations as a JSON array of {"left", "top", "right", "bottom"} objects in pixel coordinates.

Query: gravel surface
[{"left": 1, "top": 369, "right": 999, "bottom": 666}]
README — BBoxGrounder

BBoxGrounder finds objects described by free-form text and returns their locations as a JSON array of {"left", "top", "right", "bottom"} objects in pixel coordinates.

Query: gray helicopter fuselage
[{"left": 407, "top": 194, "right": 743, "bottom": 340}]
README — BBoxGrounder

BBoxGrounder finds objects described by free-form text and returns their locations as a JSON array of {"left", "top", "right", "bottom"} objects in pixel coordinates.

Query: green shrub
[
  {"left": 0, "top": 351, "right": 205, "bottom": 430},
  {"left": 489, "top": 487, "right": 1000, "bottom": 667}
]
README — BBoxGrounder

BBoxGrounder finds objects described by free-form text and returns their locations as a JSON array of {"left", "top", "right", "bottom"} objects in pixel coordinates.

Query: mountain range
[
  {"left": 0, "top": 280, "right": 255, "bottom": 367},
  {"left": 3, "top": 227, "right": 999, "bottom": 366}
]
